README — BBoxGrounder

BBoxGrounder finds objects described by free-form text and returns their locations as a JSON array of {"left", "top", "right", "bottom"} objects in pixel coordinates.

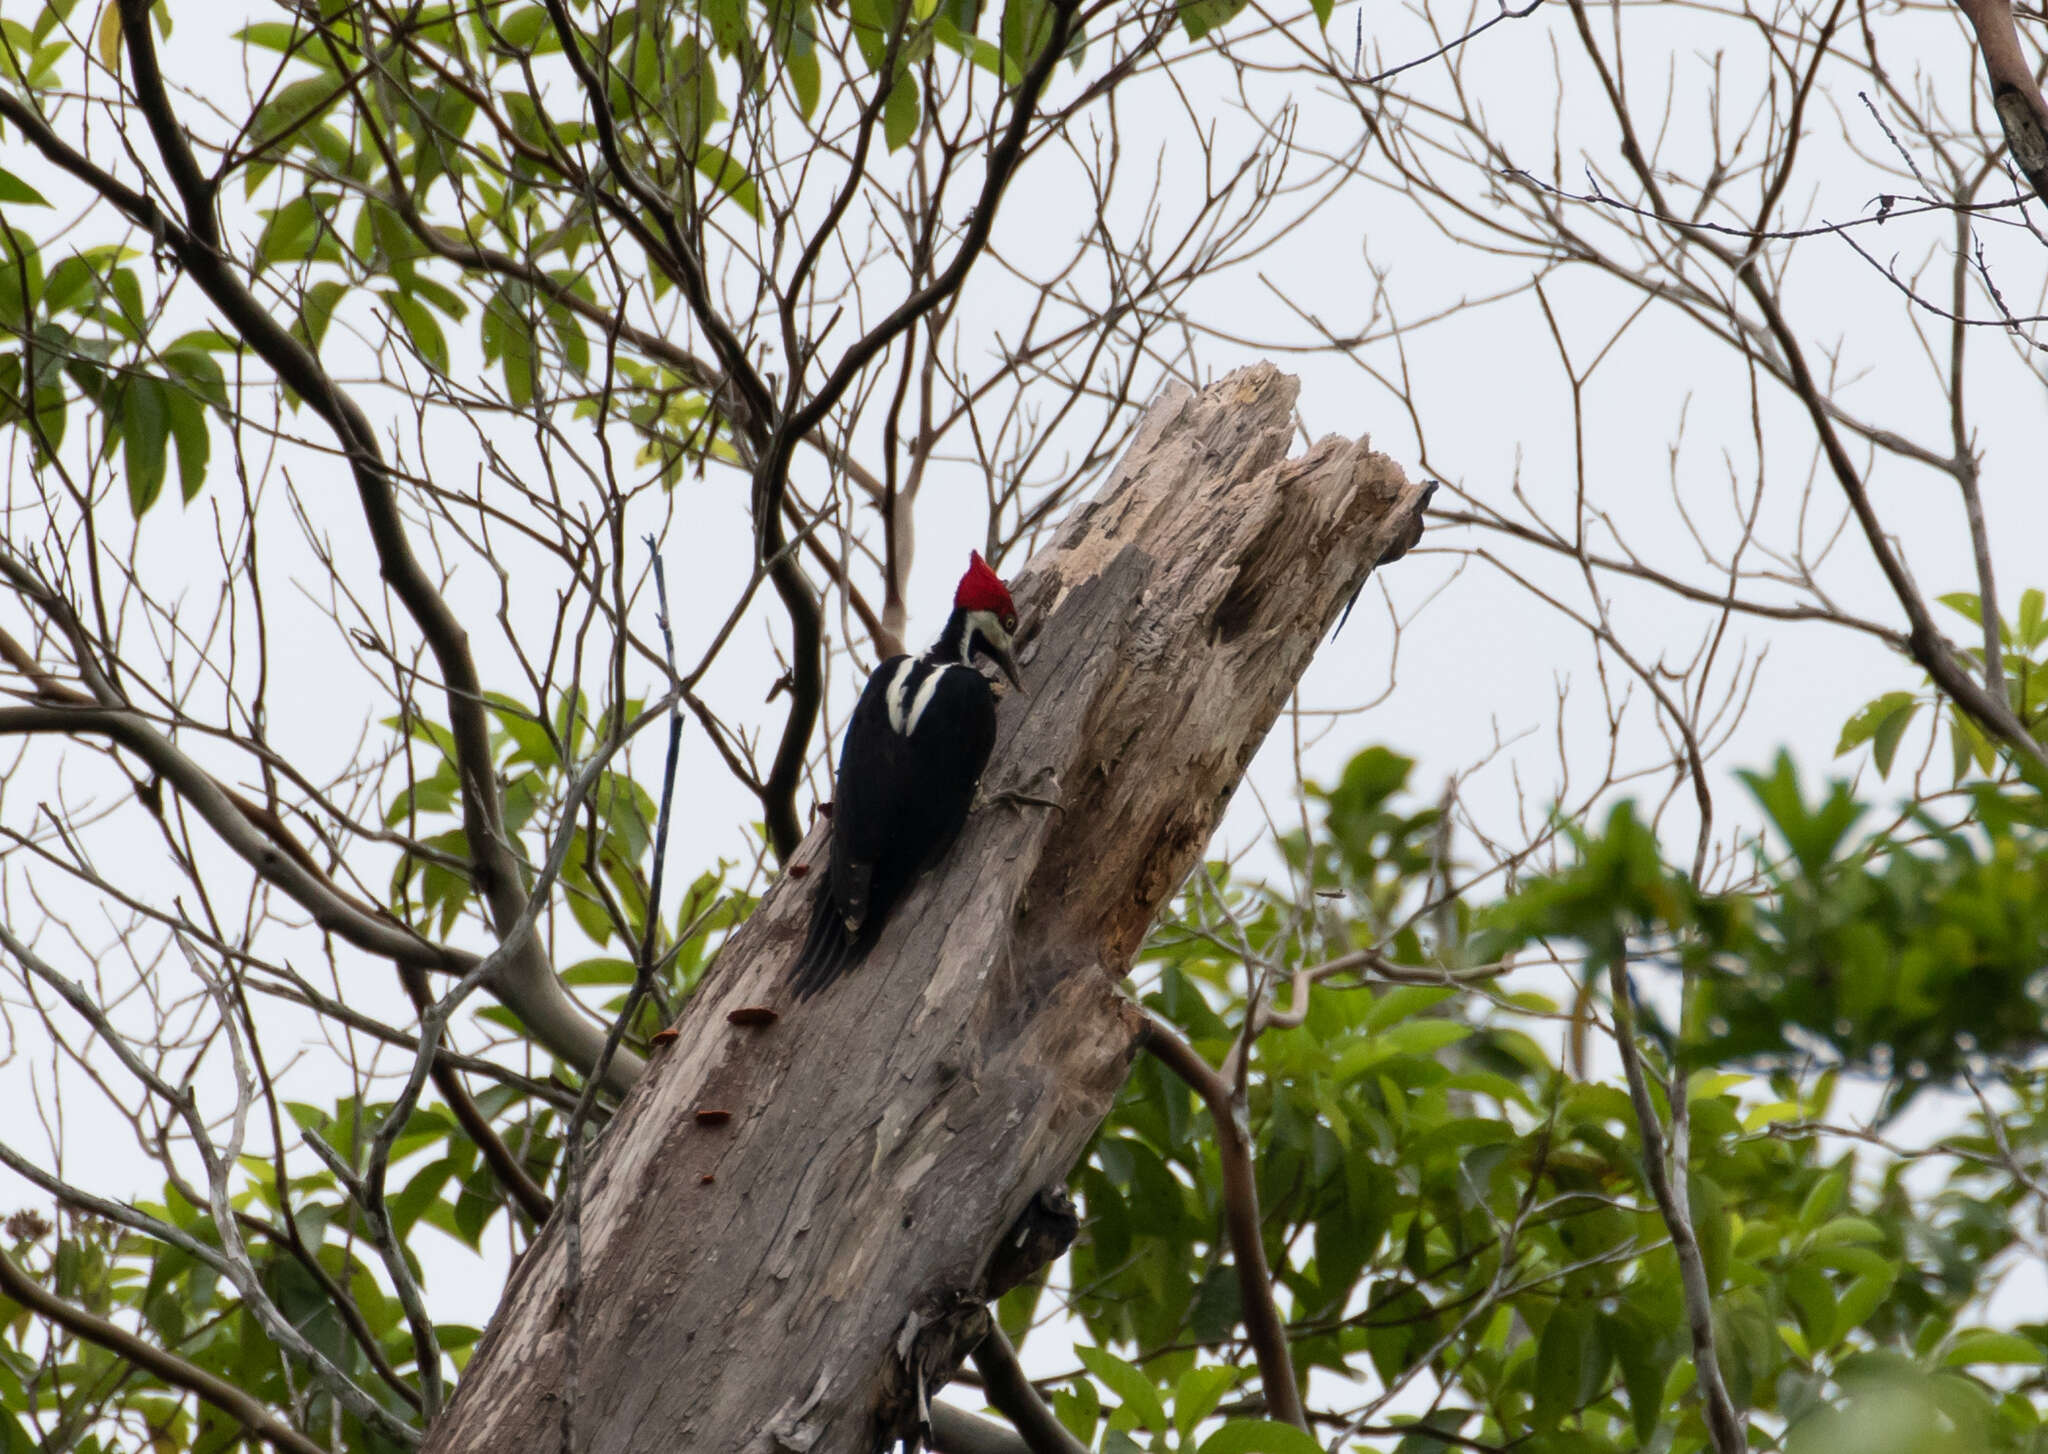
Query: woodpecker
[{"left": 788, "top": 551, "right": 1023, "bottom": 998}]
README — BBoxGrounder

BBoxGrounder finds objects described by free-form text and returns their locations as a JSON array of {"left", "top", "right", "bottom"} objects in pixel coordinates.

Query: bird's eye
[{"left": 1003, "top": 614, "right": 1017, "bottom": 634}]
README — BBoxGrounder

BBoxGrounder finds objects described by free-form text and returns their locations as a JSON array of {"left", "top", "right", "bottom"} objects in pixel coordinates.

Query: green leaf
[
  {"left": 496, "top": 5, "right": 551, "bottom": 50},
  {"left": 1197, "top": 1421, "right": 1324, "bottom": 1454},
  {"left": 883, "top": 71, "right": 920, "bottom": 151},
  {"left": 561, "top": 957, "right": 638, "bottom": 987},
  {"left": 1948, "top": 704, "right": 1997, "bottom": 782},
  {"left": 2018, "top": 587, "right": 2045, "bottom": 649},
  {"left": 252, "top": 75, "right": 346, "bottom": 149},
  {"left": 1870, "top": 698, "right": 1918, "bottom": 777},
  {"left": 1944, "top": 1330, "right": 2044, "bottom": 1367},
  {"left": 384, "top": 290, "right": 450, "bottom": 374},
  {"left": 106, "top": 266, "right": 145, "bottom": 339},
  {"left": 487, "top": 693, "right": 559, "bottom": 768},
  {"left": 1609, "top": 1309, "right": 1674, "bottom": 1446},
  {"left": 41, "top": 254, "right": 99, "bottom": 316},
  {"left": 386, "top": 1157, "right": 456, "bottom": 1242},
  {"left": 1835, "top": 690, "right": 1915, "bottom": 757},
  {"left": 1533, "top": 1301, "right": 1595, "bottom": 1428},
  {"left": 121, "top": 375, "right": 168, "bottom": 516},
  {"left": 163, "top": 332, "right": 231, "bottom": 409},
  {"left": 234, "top": 21, "right": 305, "bottom": 53},
  {"left": 1361, "top": 984, "right": 1454, "bottom": 1032},
  {"left": 1331, "top": 1019, "right": 1469, "bottom": 1081},
  {"left": 1052, "top": 1378, "right": 1100, "bottom": 1445},
  {"left": 1178, "top": 0, "right": 1248, "bottom": 39},
  {"left": 1172, "top": 1365, "right": 1244, "bottom": 1439},
  {"left": 698, "top": 0, "right": 747, "bottom": 52},
  {"left": 297, "top": 279, "right": 347, "bottom": 352},
  {"left": 0, "top": 168, "right": 49, "bottom": 207},
  {"left": 1939, "top": 591, "right": 1984, "bottom": 627},
  {"left": 695, "top": 144, "right": 761, "bottom": 220},
  {"left": 167, "top": 392, "right": 209, "bottom": 502},
  {"left": 1076, "top": 1345, "right": 1169, "bottom": 1436},
  {"left": 788, "top": 45, "right": 821, "bottom": 117},
  {"left": 935, "top": 18, "right": 1021, "bottom": 81},
  {"left": 1785, "top": 1262, "right": 1838, "bottom": 1348},
  {"left": 96, "top": 1, "right": 122, "bottom": 70},
  {"left": 481, "top": 287, "right": 537, "bottom": 406},
  {"left": 257, "top": 195, "right": 329, "bottom": 265},
  {"left": 1738, "top": 752, "right": 1865, "bottom": 879},
  {"left": 1796, "top": 1169, "right": 1847, "bottom": 1231}
]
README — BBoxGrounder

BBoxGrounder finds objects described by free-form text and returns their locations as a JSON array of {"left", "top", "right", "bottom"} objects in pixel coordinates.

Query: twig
[
  {"left": 1951, "top": 0, "right": 2048, "bottom": 208},
  {"left": 639, "top": 538, "right": 686, "bottom": 1013},
  {"left": 1554, "top": 0, "right": 2048, "bottom": 782},
  {"left": 0, "top": 923, "right": 421, "bottom": 1442},
  {"left": 1962, "top": 1068, "right": 2048, "bottom": 1206},
  {"left": 398, "top": 964, "right": 555, "bottom": 1223},
  {"left": 0, "top": 1130, "right": 419, "bottom": 1445},
  {"left": 1606, "top": 947, "right": 1745, "bottom": 1454},
  {"left": 301, "top": 1125, "right": 446, "bottom": 1417},
  {"left": 0, "top": 1246, "right": 329, "bottom": 1454},
  {"left": 1138, "top": 1013, "right": 1307, "bottom": 1432},
  {"left": 0, "top": 57, "right": 629, "bottom": 1088}
]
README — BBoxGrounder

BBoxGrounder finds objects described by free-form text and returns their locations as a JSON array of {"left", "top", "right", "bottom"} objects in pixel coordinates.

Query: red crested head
[{"left": 954, "top": 551, "right": 1016, "bottom": 622}]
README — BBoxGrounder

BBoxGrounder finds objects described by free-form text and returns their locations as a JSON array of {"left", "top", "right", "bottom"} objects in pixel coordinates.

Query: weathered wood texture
[{"left": 422, "top": 364, "right": 1430, "bottom": 1454}]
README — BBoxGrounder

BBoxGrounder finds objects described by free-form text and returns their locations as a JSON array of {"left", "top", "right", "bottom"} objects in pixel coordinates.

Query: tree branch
[
  {"left": 1560, "top": 0, "right": 2048, "bottom": 780},
  {"left": 1952, "top": 0, "right": 2048, "bottom": 208},
  {"left": 399, "top": 964, "right": 555, "bottom": 1225},
  {"left": 748, "top": 0, "right": 1082, "bottom": 858},
  {"left": 930, "top": 1402, "right": 1037, "bottom": 1454},
  {"left": 1606, "top": 948, "right": 1745, "bottom": 1454},
  {"left": 18, "top": 6, "right": 635, "bottom": 1093},
  {"left": 1138, "top": 1013, "right": 1307, "bottom": 1432},
  {"left": 0, "top": 1245, "right": 329, "bottom": 1454},
  {"left": 970, "top": 1328, "right": 1089, "bottom": 1454}
]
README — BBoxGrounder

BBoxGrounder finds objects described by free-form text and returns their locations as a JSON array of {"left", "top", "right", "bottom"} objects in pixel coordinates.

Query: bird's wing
[{"left": 830, "top": 658, "right": 919, "bottom": 935}]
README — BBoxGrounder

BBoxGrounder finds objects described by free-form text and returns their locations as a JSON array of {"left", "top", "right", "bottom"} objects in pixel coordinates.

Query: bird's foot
[{"left": 976, "top": 765, "right": 1063, "bottom": 817}]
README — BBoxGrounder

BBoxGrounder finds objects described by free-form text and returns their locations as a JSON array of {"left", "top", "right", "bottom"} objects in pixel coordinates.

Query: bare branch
[
  {"left": 1139, "top": 1012, "right": 1307, "bottom": 1433},
  {"left": 0, "top": 1246, "right": 329, "bottom": 1454}
]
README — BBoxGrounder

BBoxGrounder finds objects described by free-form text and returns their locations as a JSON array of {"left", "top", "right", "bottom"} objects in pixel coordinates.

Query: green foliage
[
  {"left": 1837, "top": 588, "right": 2048, "bottom": 784},
  {"left": 6, "top": 725, "right": 2048, "bottom": 1451},
  {"left": 0, "top": 224, "right": 226, "bottom": 519},
  {"left": 1487, "top": 751, "right": 2048, "bottom": 1098},
  {"left": 0, "top": 0, "right": 1119, "bottom": 513},
  {"left": 384, "top": 688, "right": 752, "bottom": 1028},
  {"left": 1058, "top": 744, "right": 2048, "bottom": 1452}
]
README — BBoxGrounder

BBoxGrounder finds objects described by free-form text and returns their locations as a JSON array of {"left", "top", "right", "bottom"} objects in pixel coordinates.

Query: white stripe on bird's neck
[
  {"left": 884, "top": 656, "right": 968, "bottom": 737},
  {"left": 883, "top": 658, "right": 919, "bottom": 735}
]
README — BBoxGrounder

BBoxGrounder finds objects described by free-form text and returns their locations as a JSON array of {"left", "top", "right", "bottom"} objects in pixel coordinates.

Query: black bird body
[{"left": 790, "top": 554, "right": 1021, "bottom": 998}]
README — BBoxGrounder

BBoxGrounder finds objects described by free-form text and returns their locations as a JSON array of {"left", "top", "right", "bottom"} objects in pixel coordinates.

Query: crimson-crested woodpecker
[{"left": 788, "top": 551, "right": 1023, "bottom": 998}]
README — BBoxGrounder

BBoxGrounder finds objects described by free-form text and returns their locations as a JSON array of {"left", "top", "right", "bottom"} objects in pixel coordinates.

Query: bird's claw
[
  {"left": 976, "top": 765, "right": 1063, "bottom": 817},
  {"left": 986, "top": 789, "right": 1064, "bottom": 815}
]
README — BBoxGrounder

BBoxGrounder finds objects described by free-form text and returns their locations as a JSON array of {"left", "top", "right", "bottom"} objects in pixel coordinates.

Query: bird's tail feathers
[{"left": 788, "top": 884, "right": 871, "bottom": 999}]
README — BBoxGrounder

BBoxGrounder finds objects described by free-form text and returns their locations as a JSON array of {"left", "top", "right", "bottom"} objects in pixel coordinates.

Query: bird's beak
[{"left": 990, "top": 643, "right": 1025, "bottom": 695}]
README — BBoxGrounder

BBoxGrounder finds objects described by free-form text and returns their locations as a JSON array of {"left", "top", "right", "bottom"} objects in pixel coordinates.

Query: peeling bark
[{"left": 422, "top": 364, "right": 1431, "bottom": 1454}]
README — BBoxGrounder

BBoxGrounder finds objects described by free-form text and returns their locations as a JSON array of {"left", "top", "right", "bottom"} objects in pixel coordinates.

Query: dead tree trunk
[{"left": 422, "top": 364, "right": 1431, "bottom": 1454}]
